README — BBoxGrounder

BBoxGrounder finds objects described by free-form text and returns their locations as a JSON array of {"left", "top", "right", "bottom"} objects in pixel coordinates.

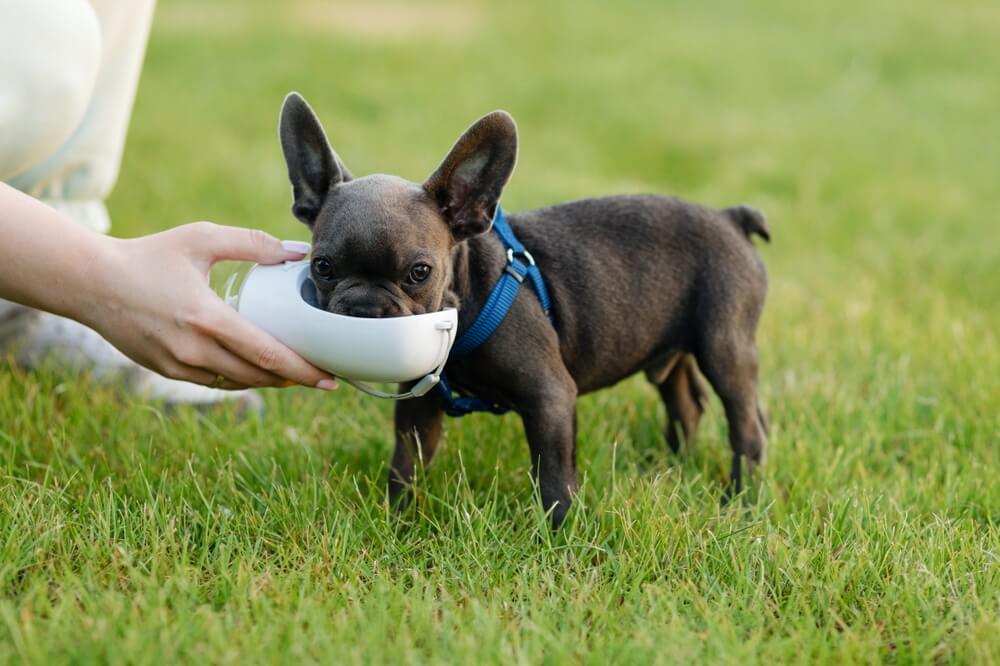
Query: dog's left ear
[
  {"left": 424, "top": 111, "right": 518, "bottom": 241},
  {"left": 279, "top": 92, "right": 353, "bottom": 227}
]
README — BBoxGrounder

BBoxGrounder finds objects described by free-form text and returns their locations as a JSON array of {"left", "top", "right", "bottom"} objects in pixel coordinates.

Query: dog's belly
[
  {"left": 566, "top": 336, "right": 691, "bottom": 395},
  {"left": 552, "top": 266, "right": 698, "bottom": 394}
]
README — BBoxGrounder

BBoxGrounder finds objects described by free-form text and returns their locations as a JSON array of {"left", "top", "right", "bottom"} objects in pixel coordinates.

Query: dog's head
[{"left": 278, "top": 93, "right": 518, "bottom": 317}]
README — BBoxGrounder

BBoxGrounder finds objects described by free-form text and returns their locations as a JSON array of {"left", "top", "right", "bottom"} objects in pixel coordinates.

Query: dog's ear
[
  {"left": 279, "top": 92, "right": 352, "bottom": 226},
  {"left": 424, "top": 111, "right": 518, "bottom": 241}
]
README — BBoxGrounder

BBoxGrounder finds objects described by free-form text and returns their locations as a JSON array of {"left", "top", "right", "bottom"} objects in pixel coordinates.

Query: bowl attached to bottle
[{"left": 226, "top": 261, "right": 456, "bottom": 394}]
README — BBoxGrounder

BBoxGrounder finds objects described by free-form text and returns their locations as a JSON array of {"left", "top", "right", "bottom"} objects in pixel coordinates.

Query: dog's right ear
[
  {"left": 424, "top": 111, "right": 518, "bottom": 242},
  {"left": 279, "top": 92, "right": 352, "bottom": 226}
]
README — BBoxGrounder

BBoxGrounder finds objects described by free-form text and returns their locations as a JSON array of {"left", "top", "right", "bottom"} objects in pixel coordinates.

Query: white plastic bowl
[{"left": 230, "top": 261, "right": 457, "bottom": 385}]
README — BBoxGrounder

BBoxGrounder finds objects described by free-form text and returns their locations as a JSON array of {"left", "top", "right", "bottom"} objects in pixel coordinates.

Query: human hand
[{"left": 85, "top": 222, "right": 338, "bottom": 391}]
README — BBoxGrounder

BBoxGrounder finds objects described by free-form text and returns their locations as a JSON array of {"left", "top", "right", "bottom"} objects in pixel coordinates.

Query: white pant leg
[
  {"left": 0, "top": 0, "right": 101, "bottom": 182},
  {"left": 5, "top": 0, "right": 156, "bottom": 234},
  {"left": 0, "top": 0, "right": 99, "bottom": 323},
  {"left": 0, "top": 0, "right": 155, "bottom": 321}
]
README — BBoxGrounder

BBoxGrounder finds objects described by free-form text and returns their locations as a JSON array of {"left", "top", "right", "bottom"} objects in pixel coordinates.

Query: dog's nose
[{"left": 344, "top": 304, "right": 387, "bottom": 318}]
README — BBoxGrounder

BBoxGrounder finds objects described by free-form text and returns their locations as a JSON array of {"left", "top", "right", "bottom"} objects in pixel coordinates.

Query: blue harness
[{"left": 434, "top": 206, "right": 554, "bottom": 417}]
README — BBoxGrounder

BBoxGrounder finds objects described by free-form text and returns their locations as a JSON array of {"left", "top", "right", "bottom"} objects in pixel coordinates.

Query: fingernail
[
  {"left": 316, "top": 379, "right": 338, "bottom": 391},
  {"left": 281, "top": 240, "right": 311, "bottom": 255}
]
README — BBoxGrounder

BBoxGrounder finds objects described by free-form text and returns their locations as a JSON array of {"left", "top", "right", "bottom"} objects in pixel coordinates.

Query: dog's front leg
[
  {"left": 389, "top": 389, "right": 444, "bottom": 510},
  {"left": 519, "top": 378, "right": 579, "bottom": 529}
]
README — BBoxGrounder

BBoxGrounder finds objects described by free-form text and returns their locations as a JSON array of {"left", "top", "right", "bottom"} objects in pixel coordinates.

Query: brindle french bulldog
[{"left": 279, "top": 92, "right": 770, "bottom": 528}]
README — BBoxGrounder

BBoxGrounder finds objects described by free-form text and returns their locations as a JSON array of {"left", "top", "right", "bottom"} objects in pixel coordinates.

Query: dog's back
[{"left": 510, "top": 194, "right": 769, "bottom": 394}]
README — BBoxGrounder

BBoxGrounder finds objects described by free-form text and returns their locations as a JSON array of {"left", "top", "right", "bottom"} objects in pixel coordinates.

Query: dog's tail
[{"left": 722, "top": 204, "right": 770, "bottom": 243}]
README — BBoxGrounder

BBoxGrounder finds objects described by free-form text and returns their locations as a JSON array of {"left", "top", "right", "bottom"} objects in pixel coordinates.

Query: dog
[{"left": 278, "top": 93, "right": 770, "bottom": 528}]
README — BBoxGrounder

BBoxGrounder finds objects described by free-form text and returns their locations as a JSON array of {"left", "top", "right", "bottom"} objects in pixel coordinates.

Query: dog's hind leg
[
  {"left": 694, "top": 334, "right": 767, "bottom": 499},
  {"left": 647, "top": 353, "right": 707, "bottom": 454}
]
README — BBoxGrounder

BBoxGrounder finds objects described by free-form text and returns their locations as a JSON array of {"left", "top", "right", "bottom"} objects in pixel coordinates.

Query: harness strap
[
  {"left": 436, "top": 374, "right": 510, "bottom": 418},
  {"left": 435, "top": 206, "right": 553, "bottom": 416},
  {"left": 449, "top": 251, "right": 529, "bottom": 358},
  {"left": 492, "top": 209, "right": 553, "bottom": 319}
]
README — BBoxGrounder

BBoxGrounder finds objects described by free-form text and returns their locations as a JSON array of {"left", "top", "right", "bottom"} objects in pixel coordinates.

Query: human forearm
[{"left": 0, "top": 182, "right": 117, "bottom": 323}]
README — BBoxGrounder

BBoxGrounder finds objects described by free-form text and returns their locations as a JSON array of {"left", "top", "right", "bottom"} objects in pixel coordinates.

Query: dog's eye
[
  {"left": 406, "top": 263, "right": 432, "bottom": 285},
  {"left": 311, "top": 257, "right": 334, "bottom": 279}
]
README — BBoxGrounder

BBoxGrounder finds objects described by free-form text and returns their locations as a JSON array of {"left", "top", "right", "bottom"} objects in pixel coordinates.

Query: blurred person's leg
[
  {"left": 5, "top": 0, "right": 154, "bottom": 233},
  {"left": 0, "top": 0, "right": 261, "bottom": 410},
  {"left": 0, "top": 0, "right": 102, "bottom": 332}
]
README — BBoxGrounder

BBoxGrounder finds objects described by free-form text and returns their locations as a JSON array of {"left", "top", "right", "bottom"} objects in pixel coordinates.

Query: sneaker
[
  {"left": 0, "top": 301, "right": 41, "bottom": 353},
  {"left": 1, "top": 302, "right": 263, "bottom": 413}
]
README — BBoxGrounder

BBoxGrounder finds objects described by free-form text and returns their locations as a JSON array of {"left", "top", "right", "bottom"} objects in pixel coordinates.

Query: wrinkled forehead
[{"left": 311, "top": 175, "right": 451, "bottom": 268}]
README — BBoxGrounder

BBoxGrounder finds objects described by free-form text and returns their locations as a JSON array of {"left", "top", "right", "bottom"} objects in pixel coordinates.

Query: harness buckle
[{"left": 506, "top": 248, "right": 536, "bottom": 266}]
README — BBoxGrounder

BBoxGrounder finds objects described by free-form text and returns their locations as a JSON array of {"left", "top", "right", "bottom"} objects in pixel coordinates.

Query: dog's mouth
[
  {"left": 329, "top": 305, "right": 399, "bottom": 319},
  {"left": 301, "top": 278, "right": 416, "bottom": 319}
]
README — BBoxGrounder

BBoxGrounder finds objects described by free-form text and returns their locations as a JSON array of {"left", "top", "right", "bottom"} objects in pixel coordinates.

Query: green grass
[{"left": 3, "top": 0, "right": 999, "bottom": 662}]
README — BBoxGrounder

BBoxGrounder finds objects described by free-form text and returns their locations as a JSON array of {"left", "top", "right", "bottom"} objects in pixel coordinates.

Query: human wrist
[{"left": 64, "top": 232, "right": 131, "bottom": 330}]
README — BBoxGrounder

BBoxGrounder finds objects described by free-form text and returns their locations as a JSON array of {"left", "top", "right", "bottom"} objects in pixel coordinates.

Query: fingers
[
  {"left": 181, "top": 222, "right": 311, "bottom": 268},
  {"left": 203, "top": 303, "right": 338, "bottom": 390},
  {"left": 151, "top": 358, "right": 250, "bottom": 391},
  {"left": 197, "top": 342, "right": 289, "bottom": 388}
]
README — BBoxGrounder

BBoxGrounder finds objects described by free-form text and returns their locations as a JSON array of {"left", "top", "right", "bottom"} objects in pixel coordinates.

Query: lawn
[{"left": 2, "top": 0, "right": 999, "bottom": 663}]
